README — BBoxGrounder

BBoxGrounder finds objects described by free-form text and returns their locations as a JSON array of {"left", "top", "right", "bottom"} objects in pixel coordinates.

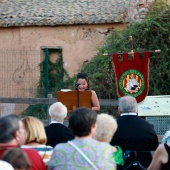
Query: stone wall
[{"left": 128, "top": 0, "right": 155, "bottom": 23}]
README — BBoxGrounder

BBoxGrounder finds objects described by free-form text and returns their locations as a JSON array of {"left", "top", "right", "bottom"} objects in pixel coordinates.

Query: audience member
[
  {"left": 45, "top": 102, "right": 74, "bottom": 148},
  {"left": 0, "top": 114, "right": 46, "bottom": 170},
  {"left": 162, "top": 130, "right": 170, "bottom": 144},
  {"left": 1, "top": 148, "right": 31, "bottom": 170},
  {"left": 21, "top": 116, "right": 53, "bottom": 164},
  {"left": 148, "top": 141, "right": 170, "bottom": 170},
  {"left": 110, "top": 96, "right": 158, "bottom": 170},
  {"left": 94, "top": 113, "right": 124, "bottom": 166},
  {"left": 48, "top": 107, "right": 116, "bottom": 170},
  {"left": 76, "top": 73, "right": 100, "bottom": 112},
  {"left": 0, "top": 160, "right": 14, "bottom": 170}
]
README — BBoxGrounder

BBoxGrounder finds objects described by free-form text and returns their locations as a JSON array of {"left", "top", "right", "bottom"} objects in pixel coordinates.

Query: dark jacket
[
  {"left": 45, "top": 123, "right": 74, "bottom": 148},
  {"left": 110, "top": 115, "right": 158, "bottom": 170}
]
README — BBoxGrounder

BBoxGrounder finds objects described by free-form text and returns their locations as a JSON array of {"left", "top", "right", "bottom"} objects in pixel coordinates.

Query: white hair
[
  {"left": 119, "top": 96, "right": 138, "bottom": 113},
  {"left": 49, "top": 102, "right": 67, "bottom": 122},
  {"left": 94, "top": 113, "right": 117, "bottom": 143}
]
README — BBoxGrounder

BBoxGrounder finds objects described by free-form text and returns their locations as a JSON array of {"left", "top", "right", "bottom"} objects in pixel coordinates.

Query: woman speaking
[{"left": 75, "top": 73, "right": 100, "bottom": 112}]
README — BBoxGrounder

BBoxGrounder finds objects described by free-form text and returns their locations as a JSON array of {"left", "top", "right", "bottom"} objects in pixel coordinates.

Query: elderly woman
[
  {"left": 48, "top": 107, "right": 116, "bottom": 170},
  {"left": 94, "top": 113, "right": 124, "bottom": 166}
]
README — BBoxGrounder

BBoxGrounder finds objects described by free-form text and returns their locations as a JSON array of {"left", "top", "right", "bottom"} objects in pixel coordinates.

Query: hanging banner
[{"left": 112, "top": 52, "right": 150, "bottom": 103}]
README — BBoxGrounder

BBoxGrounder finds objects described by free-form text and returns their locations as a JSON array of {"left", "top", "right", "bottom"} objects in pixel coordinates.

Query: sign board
[{"left": 138, "top": 95, "right": 170, "bottom": 116}]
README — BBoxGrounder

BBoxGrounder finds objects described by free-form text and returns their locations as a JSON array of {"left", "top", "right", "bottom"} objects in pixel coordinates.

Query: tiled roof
[{"left": 0, "top": 0, "right": 129, "bottom": 27}]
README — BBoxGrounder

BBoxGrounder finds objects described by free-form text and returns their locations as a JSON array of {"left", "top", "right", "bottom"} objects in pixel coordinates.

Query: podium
[{"left": 57, "top": 90, "right": 92, "bottom": 112}]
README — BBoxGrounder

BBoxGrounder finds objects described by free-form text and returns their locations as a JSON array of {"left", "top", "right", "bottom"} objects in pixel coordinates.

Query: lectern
[{"left": 57, "top": 90, "right": 92, "bottom": 112}]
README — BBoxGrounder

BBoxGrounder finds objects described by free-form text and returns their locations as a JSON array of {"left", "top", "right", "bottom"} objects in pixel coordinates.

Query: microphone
[{"left": 75, "top": 83, "right": 81, "bottom": 87}]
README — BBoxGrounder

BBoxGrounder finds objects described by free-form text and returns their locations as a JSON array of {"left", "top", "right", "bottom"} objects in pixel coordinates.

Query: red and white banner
[{"left": 112, "top": 52, "right": 150, "bottom": 103}]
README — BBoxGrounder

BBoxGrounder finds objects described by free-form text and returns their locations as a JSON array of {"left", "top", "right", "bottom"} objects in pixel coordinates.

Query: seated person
[
  {"left": 148, "top": 141, "right": 170, "bottom": 170},
  {"left": 1, "top": 148, "right": 31, "bottom": 170},
  {"left": 21, "top": 116, "right": 53, "bottom": 164},
  {"left": 110, "top": 96, "right": 158, "bottom": 170},
  {"left": 93, "top": 113, "right": 124, "bottom": 166},
  {"left": 45, "top": 102, "right": 74, "bottom": 148},
  {"left": 0, "top": 114, "right": 46, "bottom": 170},
  {"left": 162, "top": 130, "right": 170, "bottom": 144},
  {"left": 76, "top": 73, "right": 100, "bottom": 112},
  {"left": 48, "top": 107, "right": 116, "bottom": 170}
]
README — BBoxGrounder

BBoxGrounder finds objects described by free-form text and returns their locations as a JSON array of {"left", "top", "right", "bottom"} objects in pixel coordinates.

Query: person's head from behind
[
  {"left": 118, "top": 96, "right": 138, "bottom": 114},
  {"left": 94, "top": 113, "right": 117, "bottom": 143},
  {"left": 69, "top": 107, "right": 97, "bottom": 137},
  {"left": 0, "top": 114, "right": 26, "bottom": 146},
  {"left": 76, "top": 73, "right": 90, "bottom": 91},
  {"left": 1, "top": 148, "right": 31, "bottom": 170},
  {"left": 22, "top": 116, "right": 47, "bottom": 145},
  {"left": 49, "top": 102, "right": 67, "bottom": 122}
]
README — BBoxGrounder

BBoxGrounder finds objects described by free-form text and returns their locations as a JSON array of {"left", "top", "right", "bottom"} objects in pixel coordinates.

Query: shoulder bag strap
[{"left": 68, "top": 141, "right": 99, "bottom": 170}]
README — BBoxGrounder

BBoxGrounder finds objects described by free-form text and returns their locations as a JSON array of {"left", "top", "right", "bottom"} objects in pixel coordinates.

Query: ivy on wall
[
  {"left": 37, "top": 53, "right": 69, "bottom": 97},
  {"left": 22, "top": 53, "right": 69, "bottom": 119}
]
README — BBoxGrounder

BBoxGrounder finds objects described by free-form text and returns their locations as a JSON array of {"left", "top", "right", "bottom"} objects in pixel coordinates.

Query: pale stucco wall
[{"left": 0, "top": 24, "right": 126, "bottom": 77}]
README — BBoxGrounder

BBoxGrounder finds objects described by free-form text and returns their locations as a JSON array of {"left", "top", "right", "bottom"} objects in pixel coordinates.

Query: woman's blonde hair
[
  {"left": 94, "top": 113, "right": 117, "bottom": 143},
  {"left": 22, "top": 116, "right": 47, "bottom": 145}
]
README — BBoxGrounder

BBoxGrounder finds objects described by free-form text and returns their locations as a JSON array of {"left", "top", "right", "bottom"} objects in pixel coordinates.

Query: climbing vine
[{"left": 22, "top": 53, "right": 69, "bottom": 119}]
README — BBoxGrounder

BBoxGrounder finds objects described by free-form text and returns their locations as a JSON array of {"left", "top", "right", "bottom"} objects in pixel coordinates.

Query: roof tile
[{"left": 0, "top": 0, "right": 129, "bottom": 27}]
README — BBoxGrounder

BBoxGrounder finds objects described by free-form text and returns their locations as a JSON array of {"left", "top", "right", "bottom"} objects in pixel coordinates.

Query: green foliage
[
  {"left": 37, "top": 54, "right": 69, "bottom": 97},
  {"left": 67, "top": 2, "right": 170, "bottom": 115},
  {"left": 22, "top": 53, "right": 70, "bottom": 119},
  {"left": 81, "top": 52, "right": 116, "bottom": 99},
  {"left": 82, "top": 6, "right": 170, "bottom": 97},
  {"left": 146, "top": 0, "right": 169, "bottom": 20},
  {"left": 22, "top": 104, "right": 47, "bottom": 119}
]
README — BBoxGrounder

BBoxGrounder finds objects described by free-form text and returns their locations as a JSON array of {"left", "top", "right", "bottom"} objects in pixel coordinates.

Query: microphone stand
[{"left": 75, "top": 84, "right": 80, "bottom": 108}]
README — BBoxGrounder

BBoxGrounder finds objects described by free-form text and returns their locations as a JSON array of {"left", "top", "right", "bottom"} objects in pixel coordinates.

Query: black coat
[
  {"left": 45, "top": 123, "right": 74, "bottom": 148},
  {"left": 110, "top": 115, "right": 159, "bottom": 170}
]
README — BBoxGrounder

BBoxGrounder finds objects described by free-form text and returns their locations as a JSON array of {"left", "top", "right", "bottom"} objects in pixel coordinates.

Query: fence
[
  {"left": 0, "top": 48, "right": 63, "bottom": 116},
  {"left": 0, "top": 49, "right": 169, "bottom": 135},
  {"left": 0, "top": 97, "right": 118, "bottom": 116}
]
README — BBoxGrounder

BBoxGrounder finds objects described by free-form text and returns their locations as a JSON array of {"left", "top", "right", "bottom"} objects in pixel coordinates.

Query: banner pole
[
  {"left": 103, "top": 35, "right": 161, "bottom": 56},
  {"left": 129, "top": 36, "right": 134, "bottom": 56},
  {"left": 103, "top": 50, "right": 161, "bottom": 56}
]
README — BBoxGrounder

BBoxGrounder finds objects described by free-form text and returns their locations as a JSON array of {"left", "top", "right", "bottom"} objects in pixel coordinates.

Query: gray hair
[
  {"left": 119, "top": 96, "right": 138, "bottom": 113},
  {"left": 94, "top": 113, "right": 117, "bottom": 142},
  {"left": 0, "top": 114, "right": 20, "bottom": 143},
  {"left": 49, "top": 102, "right": 67, "bottom": 122}
]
